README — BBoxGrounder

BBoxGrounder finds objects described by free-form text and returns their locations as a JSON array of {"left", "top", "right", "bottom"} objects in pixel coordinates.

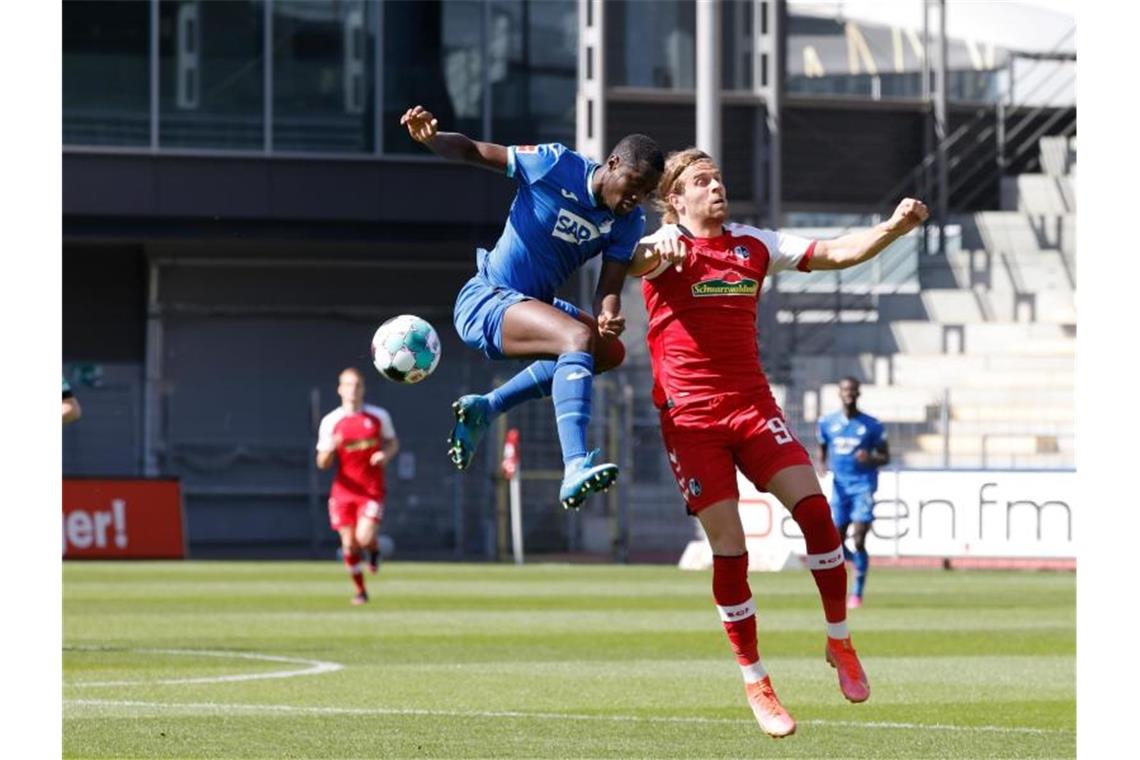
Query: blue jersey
[
  {"left": 817, "top": 411, "right": 887, "bottom": 492},
  {"left": 478, "top": 143, "right": 646, "bottom": 304}
]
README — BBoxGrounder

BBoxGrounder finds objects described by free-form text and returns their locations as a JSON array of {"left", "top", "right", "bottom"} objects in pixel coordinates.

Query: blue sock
[
  {"left": 552, "top": 351, "right": 594, "bottom": 466},
  {"left": 485, "top": 361, "right": 555, "bottom": 416},
  {"left": 853, "top": 550, "right": 869, "bottom": 597},
  {"left": 841, "top": 542, "right": 855, "bottom": 562}
]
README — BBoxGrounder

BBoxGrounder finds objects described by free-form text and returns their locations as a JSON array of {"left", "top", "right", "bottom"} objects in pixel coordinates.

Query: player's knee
[
  {"left": 594, "top": 337, "right": 626, "bottom": 374},
  {"left": 560, "top": 322, "right": 594, "bottom": 355},
  {"left": 793, "top": 493, "right": 842, "bottom": 547}
]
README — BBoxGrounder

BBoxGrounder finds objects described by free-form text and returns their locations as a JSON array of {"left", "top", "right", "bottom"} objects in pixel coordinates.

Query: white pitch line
[
  {"left": 64, "top": 648, "right": 343, "bottom": 687},
  {"left": 64, "top": 698, "right": 1073, "bottom": 736}
]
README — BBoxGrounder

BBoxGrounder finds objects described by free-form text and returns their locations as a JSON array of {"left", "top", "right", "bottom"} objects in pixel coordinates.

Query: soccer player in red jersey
[
  {"left": 316, "top": 367, "right": 399, "bottom": 605},
  {"left": 629, "top": 148, "right": 928, "bottom": 737}
]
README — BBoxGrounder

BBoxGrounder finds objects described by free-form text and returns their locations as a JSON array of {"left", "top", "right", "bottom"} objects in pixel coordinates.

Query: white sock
[
  {"left": 740, "top": 660, "right": 768, "bottom": 684},
  {"left": 827, "top": 621, "right": 850, "bottom": 640}
]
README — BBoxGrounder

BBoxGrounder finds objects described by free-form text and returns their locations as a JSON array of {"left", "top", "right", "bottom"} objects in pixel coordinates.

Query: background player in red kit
[
  {"left": 630, "top": 148, "right": 927, "bottom": 737},
  {"left": 316, "top": 367, "right": 399, "bottom": 605}
]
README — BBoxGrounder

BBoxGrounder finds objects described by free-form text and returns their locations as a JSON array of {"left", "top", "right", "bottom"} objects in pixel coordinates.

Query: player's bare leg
[
  {"left": 698, "top": 499, "right": 795, "bottom": 737},
  {"left": 447, "top": 309, "right": 624, "bottom": 470},
  {"left": 356, "top": 519, "right": 380, "bottom": 575},
  {"left": 766, "top": 465, "right": 869, "bottom": 703},
  {"left": 444, "top": 298, "right": 588, "bottom": 469},
  {"left": 338, "top": 526, "right": 368, "bottom": 605},
  {"left": 451, "top": 301, "right": 617, "bottom": 508}
]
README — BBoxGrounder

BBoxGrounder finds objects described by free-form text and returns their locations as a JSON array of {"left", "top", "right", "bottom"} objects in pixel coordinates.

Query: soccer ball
[{"left": 370, "top": 314, "right": 441, "bottom": 384}]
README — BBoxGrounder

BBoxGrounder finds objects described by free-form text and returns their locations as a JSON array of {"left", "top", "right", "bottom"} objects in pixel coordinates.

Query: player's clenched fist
[
  {"left": 597, "top": 312, "right": 626, "bottom": 339},
  {"left": 887, "top": 198, "right": 929, "bottom": 234},
  {"left": 400, "top": 105, "right": 438, "bottom": 144},
  {"left": 655, "top": 234, "right": 689, "bottom": 272}
]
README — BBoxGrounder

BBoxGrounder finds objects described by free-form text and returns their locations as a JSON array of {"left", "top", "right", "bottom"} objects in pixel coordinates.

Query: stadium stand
[{"left": 783, "top": 136, "right": 1076, "bottom": 469}]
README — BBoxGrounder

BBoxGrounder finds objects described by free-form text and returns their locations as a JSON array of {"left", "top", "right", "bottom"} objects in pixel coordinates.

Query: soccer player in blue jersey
[
  {"left": 400, "top": 105, "right": 663, "bottom": 508},
  {"left": 816, "top": 377, "right": 890, "bottom": 608}
]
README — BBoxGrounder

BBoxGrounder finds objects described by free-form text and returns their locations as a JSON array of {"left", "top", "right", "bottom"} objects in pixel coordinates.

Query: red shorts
[
  {"left": 328, "top": 494, "right": 384, "bottom": 531},
  {"left": 659, "top": 393, "right": 812, "bottom": 514}
]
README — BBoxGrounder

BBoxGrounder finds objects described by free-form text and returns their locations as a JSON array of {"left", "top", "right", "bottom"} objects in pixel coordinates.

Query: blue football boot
[
  {"left": 558, "top": 449, "right": 618, "bottom": 510},
  {"left": 447, "top": 394, "right": 492, "bottom": 470}
]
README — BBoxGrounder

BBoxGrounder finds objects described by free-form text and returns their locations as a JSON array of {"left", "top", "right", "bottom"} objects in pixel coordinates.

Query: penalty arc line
[
  {"left": 64, "top": 648, "right": 344, "bottom": 687},
  {"left": 63, "top": 699, "right": 1072, "bottom": 736}
]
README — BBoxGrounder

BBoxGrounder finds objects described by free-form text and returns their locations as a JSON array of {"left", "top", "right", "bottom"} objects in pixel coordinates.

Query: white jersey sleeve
[
  {"left": 365, "top": 404, "right": 398, "bottom": 440},
  {"left": 637, "top": 224, "right": 682, "bottom": 280},
  {"left": 729, "top": 223, "right": 816, "bottom": 274},
  {"left": 316, "top": 409, "right": 341, "bottom": 452}
]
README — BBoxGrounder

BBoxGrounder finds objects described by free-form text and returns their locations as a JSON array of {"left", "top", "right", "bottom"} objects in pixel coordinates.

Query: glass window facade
[
  {"left": 64, "top": 0, "right": 578, "bottom": 156},
  {"left": 62, "top": 1, "right": 1022, "bottom": 154},
  {"left": 607, "top": 0, "right": 695, "bottom": 89},
  {"left": 721, "top": 0, "right": 753, "bottom": 91},
  {"left": 606, "top": 0, "right": 754, "bottom": 92},
  {"left": 489, "top": 0, "right": 577, "bottom": 147},
  {"left": 159, "top": 0, "right": 266, "bottom": 150},
  {"left": 63, "top": 1, "right": 151, "bottom": 146},
  {"left": 382, "top": 0, "right": 486, "bottom": 154},
  {"left": 273, "top": 0, "right": 376, "bottom": 152}
]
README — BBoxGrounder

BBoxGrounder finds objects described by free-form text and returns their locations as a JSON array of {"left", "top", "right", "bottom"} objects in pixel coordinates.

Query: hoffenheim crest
[{"left": 732, "top": 245, "right": 750, "bottom": 259}]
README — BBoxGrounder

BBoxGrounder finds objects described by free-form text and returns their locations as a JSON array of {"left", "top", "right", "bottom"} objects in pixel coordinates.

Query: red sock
[
  {"left": 712, "top": 553, "right": 759, "bottom": 665},
  {"left": 344, "top": 551, "right": 366, "bottom": 595},
  {"left": 792, "top": 494, "right": 848, "bottom": 625}
]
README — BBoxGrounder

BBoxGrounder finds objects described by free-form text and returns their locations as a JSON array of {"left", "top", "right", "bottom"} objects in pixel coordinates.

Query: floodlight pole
[
  {"left": 932, "top": 0, "right": 949, "bottom": 253},
  {"left": 696, "top": 0, "right": 722, "bottom": 165}
]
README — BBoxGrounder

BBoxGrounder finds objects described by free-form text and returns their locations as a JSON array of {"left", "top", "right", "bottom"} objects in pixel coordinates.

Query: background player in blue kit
[
  {"left": 400, "top": 105, "right": 663, "bottom": 509},
  {"left": 816, "top": 377, "right": 890, "bottom": 608}
]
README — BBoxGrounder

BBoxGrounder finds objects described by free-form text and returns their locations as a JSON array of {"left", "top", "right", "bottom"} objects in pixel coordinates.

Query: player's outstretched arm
[
  {"left": 627, "top": 229, "right": 688, "bottom": 278},
  {"left": 811, "top": 198, "right": 929, "bottom": 271},
  {"left": 626, "top": 242, "right": 661, "bottom": 278},
  {"left": 400, "top": 104, "right": 509, "bottom": 174},
  {"left": 594, "top": 260, "right": 630, "bottom": 339}
]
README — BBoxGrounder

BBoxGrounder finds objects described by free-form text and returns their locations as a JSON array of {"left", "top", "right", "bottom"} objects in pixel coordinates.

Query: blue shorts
[
  {"left": 453, "top": 274, "right": 582, "bottom": 360},
  {"left": 830, "top": 482, "right": 876, "bottom": 526}
]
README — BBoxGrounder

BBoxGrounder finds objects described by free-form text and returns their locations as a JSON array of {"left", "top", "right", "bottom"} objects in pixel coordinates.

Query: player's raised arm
[
  {"left": 811, "top": 198, "right": 929, "bottom": 271},
  {"left": 400, "top": 104, "right": 509, "bottom": 173},
  {"left": 627, "top": 226, "right": 689, "bottom": 278}
]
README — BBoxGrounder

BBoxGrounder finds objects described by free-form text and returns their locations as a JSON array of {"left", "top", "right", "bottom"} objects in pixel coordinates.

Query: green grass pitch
[{"left": 63, "top": 561, "right": 1074, "bottom": 758}]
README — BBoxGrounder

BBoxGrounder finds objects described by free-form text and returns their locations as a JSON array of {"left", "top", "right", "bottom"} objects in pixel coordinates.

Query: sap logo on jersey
[
  {"left": 832, "top": 437, "right": 860, "bottom": 455},
  {"left": 552, "top": 209, "right": 602, "bottom": 244}
]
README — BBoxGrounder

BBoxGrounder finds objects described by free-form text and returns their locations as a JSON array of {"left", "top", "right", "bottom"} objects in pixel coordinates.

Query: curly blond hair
[{"left": 654, "top": 148, "right": 715, "bottom": 224}]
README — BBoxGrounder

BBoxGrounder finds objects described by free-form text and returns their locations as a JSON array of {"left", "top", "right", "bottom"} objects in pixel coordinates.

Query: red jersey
[
  {"left": 316, "top": 404, "right": 397, "bottom": 500},
  {"left": 640, "top": 222, "right": 816, "bottom": 409}
]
